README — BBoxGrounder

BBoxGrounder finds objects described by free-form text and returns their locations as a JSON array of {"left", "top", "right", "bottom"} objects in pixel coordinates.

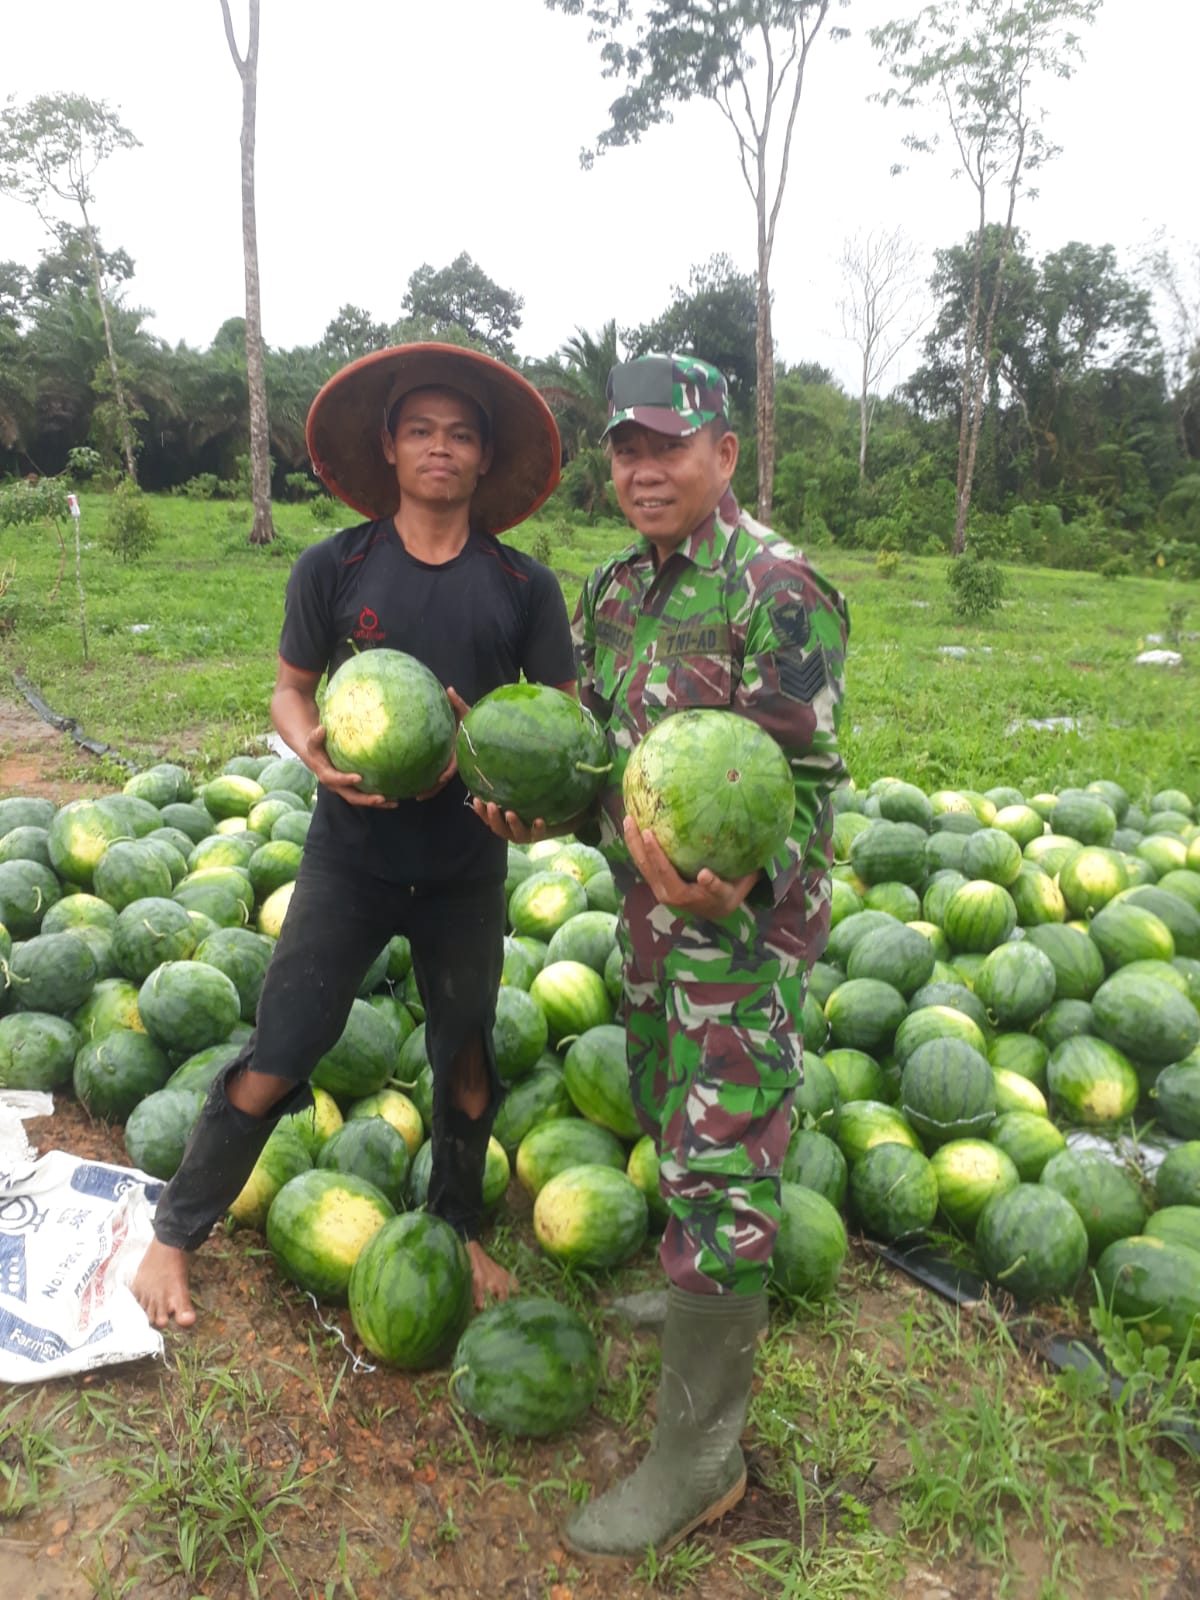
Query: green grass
[{"left": 3, "top": 493, "right": 1197, "bottom": 796}]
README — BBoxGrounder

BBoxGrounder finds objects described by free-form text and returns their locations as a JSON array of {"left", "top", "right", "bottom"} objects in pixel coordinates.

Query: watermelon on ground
[
  {"left": 975, "top": 1183, "right": 1089, "bottom": 1303},
  {"left": 450, "top": 1297, "right": 601, "bottom": 1436},
  {"left": 533, "top": 1164, "right": 648, "bottom": 1269},
  {"left": 770, "top": 1183, "right": 848, "bottom": 1299},
  {"left": 267, "top": 1168, "right": 395, "bottom": 1302}
]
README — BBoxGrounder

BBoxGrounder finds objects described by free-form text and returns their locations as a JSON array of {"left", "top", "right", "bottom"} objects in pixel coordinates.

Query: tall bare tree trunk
[
  {"left": 859, "top": 349, "right": 870, "bottom": 485},
  {"left": 80, "top": 203, "right": 137, "bottom": 481},
  {"left": 220, "top": 0, "right": 274, "bottom": 546},
  {"left": 755, "top": 224, "right": 775, "bottom": 524}
]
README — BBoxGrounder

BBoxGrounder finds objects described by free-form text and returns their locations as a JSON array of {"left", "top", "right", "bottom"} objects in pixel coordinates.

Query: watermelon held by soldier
[
  {"left": 622, "top": 708, "right": 794, "bottom": 881},
  {"left": 322, "top": 648, "right": 456, "bottom": 800},
  {"left": 456, "top": 683, "right": 611, "bottom": 826}
]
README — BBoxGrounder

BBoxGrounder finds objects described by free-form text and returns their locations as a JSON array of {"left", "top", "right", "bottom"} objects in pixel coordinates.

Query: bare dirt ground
[{"left": 1, "top": 703, "right": 1197, "bottom": 1599}]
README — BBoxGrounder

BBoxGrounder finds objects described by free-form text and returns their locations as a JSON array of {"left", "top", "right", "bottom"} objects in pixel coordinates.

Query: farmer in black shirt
[{"left": 133, "top": 343, "right": 573, "bottom": 1327}]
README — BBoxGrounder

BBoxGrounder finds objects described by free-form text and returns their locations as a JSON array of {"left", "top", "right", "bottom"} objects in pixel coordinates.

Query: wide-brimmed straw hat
[{"left": 306, "top": 342, "right": 561, "bottom": 534}]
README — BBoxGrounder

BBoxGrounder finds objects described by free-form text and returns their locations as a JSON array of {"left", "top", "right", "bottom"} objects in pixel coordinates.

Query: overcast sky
[{"left": 0, "top": 0, "right": 1193, "bottom": 391}]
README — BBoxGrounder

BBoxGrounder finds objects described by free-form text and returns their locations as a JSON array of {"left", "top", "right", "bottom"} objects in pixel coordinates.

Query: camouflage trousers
[{"left": 619, "top": 875, "right": 829, "bottom": 1298}]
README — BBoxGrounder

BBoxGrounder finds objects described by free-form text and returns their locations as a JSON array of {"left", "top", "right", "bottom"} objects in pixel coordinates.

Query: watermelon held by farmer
[
  {"left": 456, "top": 683, "right": 611, "bottom": 826},
  {"left": 621, "top": 708, "right": 795, "bottom": 881},
  {"left": 321, "top": 648, "right": 456, "bottom": 801}
]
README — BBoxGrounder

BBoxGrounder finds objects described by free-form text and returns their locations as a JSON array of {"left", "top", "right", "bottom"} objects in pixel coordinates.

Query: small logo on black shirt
[{"left": 354, "top": 606, "right": 386, "bottom": 644}]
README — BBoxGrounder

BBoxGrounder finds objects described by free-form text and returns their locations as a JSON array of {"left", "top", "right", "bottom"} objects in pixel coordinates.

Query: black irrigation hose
[
  {"left": 870, "top": 1238, "right": 1200, "bottom": 1453},
  {"left": 10, "top": 671, "right": 139, "bottom": 773}
]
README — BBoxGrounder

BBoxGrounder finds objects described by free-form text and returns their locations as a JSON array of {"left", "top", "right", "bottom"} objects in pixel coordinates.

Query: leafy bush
[
  {"left": 947, "top": 553, "right": 1006, "bottom": 619},
  {"left": 283, "top": 472, "right": 319, "bottom": 502},
  {"left": 875, "top": 548, "right": 901, "bottom": 579},
  {"left": 102, "top": 481, "right": 159, "bottom": 564},
  {"left": 531, "top": 528, "right": 553, "bottom": 566},
  {"left": 310, "top": 496, "right": 341, "bottom": 525},
  {"left": 0, "top": 559, "right": 17, "bottom": 634},
  {"left": 1160, "top": 475, "right": 1200, "bottom": 541},
  {"left": 1099, "top": 555, "right": 1132, "bottom": 580},
  {"left": 179, "top": 474, "right": 221, "bottom": 501}
]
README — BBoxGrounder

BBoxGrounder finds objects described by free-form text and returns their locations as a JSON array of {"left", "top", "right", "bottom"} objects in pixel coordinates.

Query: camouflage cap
[{"left": 603, "top": 353, "right": 729, "bottom": 439}]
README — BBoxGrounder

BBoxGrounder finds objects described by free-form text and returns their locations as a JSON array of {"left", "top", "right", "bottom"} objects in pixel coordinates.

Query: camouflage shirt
[{"left": 573, "top": 487, "right": 849, "bottom": 914}]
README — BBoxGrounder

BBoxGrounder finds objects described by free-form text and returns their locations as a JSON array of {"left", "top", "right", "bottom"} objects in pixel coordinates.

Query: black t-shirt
[{"left": 279, "top": 519, "right": 575, "bottom": 885}]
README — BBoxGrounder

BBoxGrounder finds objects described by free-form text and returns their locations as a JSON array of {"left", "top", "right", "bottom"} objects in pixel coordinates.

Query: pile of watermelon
[{"left": 3, "top": 755, "right": 1200, "bottom": 1407}]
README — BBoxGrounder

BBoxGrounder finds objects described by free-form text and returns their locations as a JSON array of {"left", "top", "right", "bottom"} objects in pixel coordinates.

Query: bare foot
[
  {"left": 131, "top": 1238, "right": 197, "bottom": 1328},
  {"left": 466, "top": 1240, "right": 516, "bottom": 1310}
]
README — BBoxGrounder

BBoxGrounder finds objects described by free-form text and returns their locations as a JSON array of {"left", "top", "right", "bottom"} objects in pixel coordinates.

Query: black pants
[{"left": 151, "top": 852, "right": 507, "bottom": 1251}]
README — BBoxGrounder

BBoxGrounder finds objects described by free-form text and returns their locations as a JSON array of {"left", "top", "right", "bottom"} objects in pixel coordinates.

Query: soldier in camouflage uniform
[{"left": 477, "top": 353, "right": 848, "bottom": 1559}]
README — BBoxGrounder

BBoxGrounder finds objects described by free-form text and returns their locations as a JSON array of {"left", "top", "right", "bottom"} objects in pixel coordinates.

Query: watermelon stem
[{"left": 575, "top": 762, "right": 613, "bottom": 776}]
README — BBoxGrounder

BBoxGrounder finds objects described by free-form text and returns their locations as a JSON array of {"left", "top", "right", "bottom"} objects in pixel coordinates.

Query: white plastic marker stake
[{"left": 67, "top": 492, "right": 88, "bottom": 659}]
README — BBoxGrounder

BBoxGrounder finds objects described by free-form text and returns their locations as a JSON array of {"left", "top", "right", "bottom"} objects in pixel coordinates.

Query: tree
[
  {"left": 321, "top": 304, "right": 390, "bottom": 364},
  {"left": 838, "top": 227, "right": 926, "bottom": 482},
  {"left": 872, "top": 0, "right": 1102, "bottom": 552},
  {"left": 545, "top": 0, "right": 847, "bottom": 523},
  {"left": 625, "top": 254, "right": 759, "bottom": 405},
  {"left": 1140, "top": 233, "right": 1200, "bottom": 463},
  {"left": 402, "top": 253, "right": 524, "bottom": 360},
  {"left": 218, "top": 0, "right": 275, "bottom": 545},
  {"left": 0, "top": 92, "right": 141, "bottom": 479}
]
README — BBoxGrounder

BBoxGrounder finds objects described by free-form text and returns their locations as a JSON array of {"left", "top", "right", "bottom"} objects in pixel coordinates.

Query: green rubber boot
[{"left": 565, "top": 1284, "right": 763, "bottom": 1559}]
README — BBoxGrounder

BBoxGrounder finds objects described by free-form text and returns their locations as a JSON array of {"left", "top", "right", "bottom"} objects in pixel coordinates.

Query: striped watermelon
[
  {"left": 1038, "top": 1150, "right": 1147, "bottom": 1260},
  {"left": 782, "top": 1129, "right": 848, "bottom": 1208},
  {"left": 824, "top": 979, "right": 908, "bottom": 1055},
  {"left": 850, "top": 1143, "right": 938, "bottom": 1241},
  {"left": 1024, "top": 923, "right": 1106, "bottom": 1001},
  {"left": 835, "top": 1100, "right": 921, "bottom": 1165},
  {"left": 975, "top": 1183, "right": 1089, "bottom": 1302},
  {"left": 1046, "top": 1036, "right": 1139, "bottom": 1126},
  {"left": 900, "top": 1038, "right": 996, "bottom": 1147},
  {"left": 1092, "top": 973, "right": 1200, "bottom": 1067},
  {"left": 987, "top": 1111, "right": 1066, "bottom": 1182},
  {"left": 971, "top": 942, "right": 1056, "bottom": 1029},
  {"left": 930, "top": 1138, "right": 1020, "bottom": 1236},
  {"left": 942, "top": 881, "right": 1017, "bottom": 954},
  {"left": 771, "top": 1183, "right": 848, "bottom": 1299}
]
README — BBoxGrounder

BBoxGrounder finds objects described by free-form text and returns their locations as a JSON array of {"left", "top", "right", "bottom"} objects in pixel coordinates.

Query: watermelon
[
  {"left": 824, "top": 979, "right": 907, "bottom": 1055},
  {"left": 165, "top": 1040, "right": 245, "bottom": 1095},
  {"left": 123, "top": 1087, "right": 204, "bottom": 1179},
  {"left": 1008, "top": 863, "right": 1066, "bottom": 927},
  {"left": 1051, "top": 794, "right": 1116, "bottom": 847},
  {"left": 110, "top": 898, "right": 198, "bottom": 983},
  {"left": 1033, "top": 999, "right": 1094, "bottom": 1053},
  {"left": 929, "top": 1139, "right": 1020, "bottom": 1237},
  {"left": 229, "top": 1125, "right": 314, "bottom": 1230},
  {"left": 137, "top": 961, "right": 240, "bottom": 1057},
  {"left": 808, "top": 961, "right": 845, "bottom": 1010},
  {"left": 450, "top": 1297, "right": 601, "bottom": 1436},
  {"left": 908, "top": 979, "right": 990, "bottom": 1034},
  {"left": 1090, "top": 901, "right": 1175, "bottom": 972},
  {"left": 492, "top": 986, "right": 550, "bottom": 1081},
  {"left": 194, "top": 928, "right": 274, "bottom": 1023},
  {"left": 311, "top": 999, "right": 397, "bottom": 1100},
  {"left": 850, "top": 1143, "right": 938, "bottom": 1240},
  {"left": 257, "top": 882, "right": 295, "bottom": 939},
  {"left": 271, "top": 812, "right": 311, "bottom": 848},
  {"left": 862, "top": 881, "right": 922, "bottom": 921},
  {"left": 47, "top": 799, "right": 132, "bottom": 888},
  {"left": 321, "top": 650, "right": 455, "bottom": 800},
  {"left": 971, "top": 942, "right": 1056, "bottom": 1029},
  {"left": 585, "top": 871, "right": 620, "bottom": 915},
  {"left": 516, "top": 1119, "right": 626, "bottom": 1198},
  {"left": 835, "top": 1100, "right": 920, "bottom": 1165},
  {"left": 792, "top": 1054, "right": 840, "bottom": 1136},
  {"left": 345, "top": 1089, "right": 424, "bottom": 1157},
  {"left": 247, "top": 841, "right": 303, "bottom": 901},
  {"left": 986, "top": 1032, "right": 1048, "bottom": 1088},
  {"left": 317, "top": 1119, "right": 411, "bottom": 1208},
  {"left": 961, "top": 829, "right": 1023, "bottom": 888},
  {"left": 992, "top": 805, "right": 1045, "bottom": 850},
  {"left": 491, "top": 1066, "right": 574, "bottom": 1155},
  {"left": 203, "top": 774, "right": 265, "bottom": 819},
  {"left": 1154, "top": 1063, "right": 1200, "bottom": 1139},
  {"left": 1024, "top": 923, "right": 1106, "bottom": 1001},
  {"left": 830, "top": 877, "right": 865, "bottom": 926},
  {"left": 0, "top": 796, "right": 56, "bottom": 837},
  {"left": 1156, "top": 1143, "right": 1200, "bottom": 1208},
  {"left": 821, "top": 1048, "right": 885, "bottom": 1105},
  {"left": 533, "top": 1164, "right": 648, "bottom": 1269},
  {"left": 626, "top": 1134, "right": 667, "bottom": 1222},
  {"left": 1158, "top": 871, "right": 1200, "bottom": 913},
  {"left": 531, "top": 961, "right": 613, "bottom": 1048},
  {"left": 509, "top": 872, "right": 588, "bottom": 942},
  {"left": 1058, "top": 847, "right": 1129, "bottom": 919},
  {"left": 876, "top": 781, "right": 933, "bottom": 830},
  {"left": 894, "top": 1006, "right": 987, "bottom": 1067},
  {"left": 548, "top": 843, "right": 609, "bottom": 884},
  {"left": 622, "top": 709, "right": 795, "bottom": 881},
  {"left": 71, "top": 977, "right": 144, "bottom": 1043},
  {"left": 846, "top": 922, "right": 935, "bottom": 998},
  {"left": 942, "top": 881, "right": 1017, "bottom": 954},
  {"left": 1144, "top": 1207, "right": 1200, "bottom": 1255},
  {"left": 0, "top": 826, "right": 52, "bottom": 868},
  {"left": 975, "top": 1184, "right": 1089, "bottom": 1303},
  {"left": 1095, "top": 1237, "right": 1200, "bottom": 1350},
  {"left": 1024, "top": 834, "right": 1083, "bottom": 876},
  {"left": 925, "top": 834, "right": 969, "bottom": 876},
  {"left": 0, "top": 861, "right": 62, "bottom": 939},
  {"left": 456, "top": 685, "right": 610, "bottom": 826},
  {"left": 189, "top": 832, "right": 258, "bottom": 873},
  {"left": 562, "top": 1025, "right": 638, "bottom": 1139},
  {"left": 992, "top": 1069, "right": 1048, "bottom": 1118},
  {"left": 801, "top": 989, "right": 829, "bottom": 1056},
  {"left": 1046, "top": 1036, "right": 1139, "bottom": 1126},
  {"left": 93, "top": 840, "right": 174, "bottom": 912},
  {"left": 849, "top": 822, "right": 927, "bottom": 889},
  {"left": 349, "top": 1211, "right": 472, "bottom": 1366},
  {"left": 268, "top": 1168, "right": 394, "bottom": 1302},
  {"left": 1092, "top": 974, "right": 1200, "bottom": 1067},
  {"left": 988, "top": 1111, "right": 1066, "bottom": 1182},
  {"left": 770, "top": 1183, "right": 847, "bottom": 1298},
  {"left": 1123, "top": 885, "right": 1200, "bottom": 960},
  {"left": 1038, "top": 1149, "right": 1147, "bottom": 1260},
  {"left": 782, "top": 1128, "right": 848, "bottom": 1209},
  {"left": 545, "top": 911, "right": 618, "bottom": 976},
  {"left": 41, "top": 894, "right": 119, "bottom": 939},
  {"left": 72, "top": 1029, "right": 171, "bottom": 1120},
  {"left": 900, "top": 1038, "right": 996, "bottom": 1146},
  {"left": 0, "top": 1011, "right": 80, "bottom": 1090},
  {"left": 7, "top": 933, "right": 97, "bottom": 1016},
  {"left": 255, "top": 756, "right": 316, "bottom": 803},
  {"left": 1137, "top": 835, "right": 1189, "bottom": 876}
]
